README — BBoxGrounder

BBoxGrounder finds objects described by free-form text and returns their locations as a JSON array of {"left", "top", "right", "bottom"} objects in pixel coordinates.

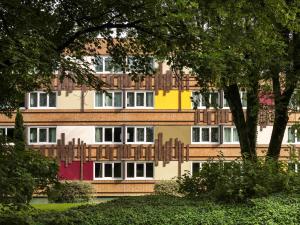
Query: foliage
[
  {"left": 177, "top": 158, "right": 300, "bottom": 203},
  {"left": 47, "top": 182, "right": 93, "bottom": 203},
  {"left": 1, "top": 194, "right": 300, "bottom": 225},
  {"left": 154, "top": 180, "right": 182, "bottom": 197},
  {"left": 0, "top": 138, "right": 58, "bottom": 204},
  {"left": 13, "top": 109, "right": 25, "bottom": 150},
  {"left": 32, "top": 203, "right": 89, "bottom": 211}
]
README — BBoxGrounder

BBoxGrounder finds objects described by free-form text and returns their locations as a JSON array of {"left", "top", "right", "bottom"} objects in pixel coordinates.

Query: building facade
[{"left": 0, "top": 55, "right": 299, "bottom": 196}]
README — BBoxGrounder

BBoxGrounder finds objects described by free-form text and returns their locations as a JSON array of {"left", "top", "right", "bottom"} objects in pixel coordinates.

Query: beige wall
[
  {"left": 155, "top": 126, "right": 191, "bottom": 144},
  {"left": 154, "top": 161, "right": 192, "bottom": 180},
  {"left": 57, "top": 90, "right": 95, "bottom": 109}
]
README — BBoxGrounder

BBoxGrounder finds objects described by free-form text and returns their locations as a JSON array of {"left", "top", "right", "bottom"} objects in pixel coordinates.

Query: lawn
[
  {"left": 2, "top": 194, "right": 300, "bottom": 225},
  {"left": 31, "top": 202, "right": 89, "bottom": 211}
]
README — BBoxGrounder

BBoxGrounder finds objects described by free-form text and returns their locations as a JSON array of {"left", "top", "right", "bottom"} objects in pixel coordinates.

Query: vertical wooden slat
[
  {"left": 83, "top": 143, "right": 86, "bottom": 163},
  {"left": 174, "top": 138, "right": 178, "bottom": 159},
  {"left": 154, "top": 139, "right": 159, "bottom": 166},
  {"left": 88, "top": 145, "right": 92, "bottom": 161},
  {"left": 181, "top": 143, "right": 184, "bottom": 163},
  {"left": 109, "top": 147, "right": 114, "bottom": 161},
  {"left": 186, "top": 144, "right": 190, "bottom": 161},
  {"left": 134, "top": 146, "right": 138, "bottom": 161},
  {"left": 158, "top": 133, "right": 163, "bottom": 161},
  {"left": 207, "top": 111, "right": 212, "bottom": 125},
  {"left": 80, "top": 141, "right": 83, "bottom": 180}
]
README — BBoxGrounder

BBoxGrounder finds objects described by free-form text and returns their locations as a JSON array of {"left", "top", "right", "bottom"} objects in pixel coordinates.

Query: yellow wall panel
[
  {"left": 155, "top": 90, "right": 192, "bottom": 110},
  {"left": 155, "top": 126, "right": 191, "bottom": 144},
  {"left": 181, "top": 91, "right": 192, "bottom": 109}
]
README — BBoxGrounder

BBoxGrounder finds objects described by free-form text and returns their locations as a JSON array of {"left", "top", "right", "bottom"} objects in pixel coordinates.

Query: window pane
[
  {"left": 201, "top": 128, "right": 209, "bottom": 142},
  {"left": 137, "top": 128, "right": 144, "bottom": 142},
  {"left": 39, "top": 93, "right": 47, "bottom": 107},
  {"left": 201, "top": 94, "right": 207, "bottom": 107},
  {"left": 224, "top": 128, "right": 231, "bottom": 142},
  {"left": 105, "top": 93, "right": 113, "bottom": 107},
  {"left": 136, "top": 164, "right": 144, "bottom": 177},
  {"left": 210, "top": 93, "right": 219, "bottom": 106},
  {"left": 95, "top": 128, "right": 103, "bottom": 142},
  {"left": 211, "top": 128, "right": 219, "bottom": 142},
  {"left": 30, "top": 93, "right": 38, "bottom": 107},
  {"left": 146, "top": 92, "right": 154, "bottom": 107},
  {"left": 114, "top": 64, "right": 122, "bottom": 73},
  {"left": 136, "top": 93, "right": 144, "bottom": 106},
  {"left": 146, "top": 127, "right": 154, "bottom": 142},
  {"left": 114, "top": 92, "right": 122, "bottom": 107},
  {"left": 49, "top": 92, "right": 56, "bottom": 107},
  {"left": 146, "top": 163, "right": 153, "bottom": 178},
  {"left": 114, "top": 127, "right": 122, "bottom": 143},
  {"left": 288, "top": 128, "right": 295, "bottom": 143},
  {"left": 104, "top": 57, "right": 112, "bottom": 72},
  {"left": 192, "top": 163, "right": 200, "bottom": 175},
  {"left": 95, "top": 92, "right": 103, "bottom": 107},
  {"left": 192, "top": 128, "right": 200, "bottom": 142},
  {"left": 114, "top": 163, "right": 122, "bottom": 178},
  {"left": 127, "top": 163, "right": 134, "bottom": 178},
  {"left": 0, "top": 128, "right": 5, "bottom": 136},
  {"left": 95, "top": 56, "right": 103, "bottom": 72},
  {"left": 6, "top": 128, "right": 14, "bottom": 140},
  {"left": 104, "top": 128, "right": 113, "bottom": 142},
  {"left": 233, "top": 128, "right": 239, "bottom": 142},
  {"left": 241, "top": 92, "right": 247, "bottom": 107},
  {"left": 95, "top": 163, "right": 102, "bottom": 178},
  {"left": 127, "top": 127, "right": 134, "bottom": 142},
  {"left": 223, "top": 98, "right": 229, "bottom": 107},
  {"left": 39, "top": 128, "right": 47, "bottom": 142},
  {"left": 127, "top": 92, "right": 135, "bottom": 107},
  {"left": 104, "top": 164, "right": 112, "bottom": 177},
  {"left": 48, "top": 128, "right": 56, "bottom": 143},
  {"left": 30, "top": 128, "right": 37, "bottom": 143}
]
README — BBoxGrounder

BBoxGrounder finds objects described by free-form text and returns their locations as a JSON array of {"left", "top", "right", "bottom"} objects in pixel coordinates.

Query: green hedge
[{"left": 1, "top": 194, "right": 300, "bottom": 225}]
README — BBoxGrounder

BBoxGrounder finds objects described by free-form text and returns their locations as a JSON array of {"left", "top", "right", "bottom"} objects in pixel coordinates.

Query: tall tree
[{"left": 14, "top": 109, "right": 25, "bottom": 150}]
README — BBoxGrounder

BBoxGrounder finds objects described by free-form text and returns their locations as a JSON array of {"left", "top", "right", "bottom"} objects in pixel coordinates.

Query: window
[
  {"left": 94, "top": 56, "right": 122, "bottom": 73},
  {"left": 288, "top": 162, "right": 299, "bottom": 172},
  {"left": 126, "top": 162, "right": 154, "bottom": 179},
  {"left": 126, "top": 127, "right": 154, "bottom": 143},
  {"left": 29, "top": 127, "right": 56, "bottom": 144},
  {"left": 223, "top": 91, "right": 247, "bottom": 108},
  {"left": 192, "top": 126, "right": 219, "bottom": 143},
  {"left": 95, "top": 127, "right": 122, "bottom": 143},
  {"left": 29, "top": 92, "right": 56, "bottom": 108},
  {"left": 94, "top": 162, "right": 122, "bottom": 180},
  {"left": 126, "top": 91, "right": 154, "bottom": 108},
  {"left": 95, "top": 91, "right": 122, "bottom": 108},
  {"left": 192, "top": 92, "right": 219, "bottom": 108},
  {"left": 127, "top": 56, "right": 155, "bottom": 72},
  {"left": 223, "top": 127, "right": 239, "bottom": 143},
  {"left": 0, "top": 127, "right": 14, "bottom": 141},
  {"left": 191, "top": 161, "right": 236, "bottom": 176},
  {"left": 287, "top": 127, "right": 300, "bottom": 143}
]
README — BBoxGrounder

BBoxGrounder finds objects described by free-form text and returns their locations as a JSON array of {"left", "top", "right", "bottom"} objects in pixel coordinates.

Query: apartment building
[{"left": 0, "top": 54, "right": 298, "bottom": 196}]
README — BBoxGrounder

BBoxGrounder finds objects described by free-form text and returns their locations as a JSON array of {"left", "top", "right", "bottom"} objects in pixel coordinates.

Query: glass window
[
  {"left": 126, "top": 162, "right": 154, "bottom": 179},
  {"left": 136, "top": 163, "right": 144, "bottom": 177},
  {"left": 6, "top": 128, "right": 14, "bottom": 140},
  {"left": 146, "top": 163, "right": 154, "bottom": 177},
  {"left": 0, "top": 128, "right": 5, "bottom": 136},
  {"left": 202, "top": 128, "right": 209, "bottom": 142},
  {"left": 192, "top": 162, "right": 201, "bottom": 175},
  {"left": 192, "top": 127, "right": 200, "bottom": 142},
  {"left": 146, "top": 127, "right": 154, "bottom": 142},
  {"left": 211, "top": 128, "right": 219, "bottom": 142},
  {"left": 224, "top": 128, "right": 231, "bottom": 142},
  {"left": 114, "top": 92, "right": 122, "bottom": 107},
  {"left": 104, "top": 57, "right": 112, "bottom": 72},
  {"left": 39, "top": 128, "right": 47, "bottom": 142},
  {"left": 95, "top": 127, "right": 103, "bottom": 142},
  {"left": 127, "top": 127, "right": 134, "bottom": 142},
  {"left": 114, "top": 127, "right": 122, "bottom": 142},
  {"left": 211, "top": 93, "right": 219, "bottom": 106},
  {"left": 29, "top": 127, "right": 56, "bottom": 144},
  {"left": 146, "top": 92, "right": 154, "bottom": 107},
  {"left": 95, "top": 56, "right": 103, "bottom": 72},
  {"left": 49, "top": 92, "right": 56, "bottom": 107},
  {"left": 95, "top": 92, "right": 103, "bottom": 107},
  {"left": 127, "top": 92, "right": 135, "bottom": 107},
  {"left": 136, "top": 93, "right": 144, "bottom": 106},
  {"left": 192, "top": 127, "right": 219, "bottom": 143},
  {"left": 39, "top": 93, "right": 48, "bottom": 107},
  {"left": 30, "top": 128, "right": 37, "bottom": 143},
  {"left": 288, "top": 127, "right": 296, "bottom": 143},
  {"left": 30, "top": 93, "right": 38, "bottom": 107},
  {"left": 104, "top": 163, "right": 112, "bottom": 177},
  {"left": 95, "top": 163, "right": 102, "bottom": 178},
  {"left": 114, "top": 163, "right": 122, "bottom": 178},
  {"left": 233, "top": 128, "right": 239, "bottom": 142},
  {"left": 94, "top": 162, "right": 122, "bottom": 179},
  {"left": 48, "top": 128, "right": 56, "bottom": 143},
  {"left": 137, "top": 128, "right": 145, "bottom": 142},
  {"left": 104, "top": 128, "right": 113, "bottom": 142},
  {"left": 127, "top": 163, "right": 135, "bottom": 178},
  {"left": 105, "top": 93, "right": 113, "bottom": 107}
]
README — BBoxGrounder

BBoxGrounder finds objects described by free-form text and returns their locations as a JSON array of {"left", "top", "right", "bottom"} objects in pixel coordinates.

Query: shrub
[
  {"left": 48, "top": 181, "right": 93, "bottom": 203},
  {"left": 154, "top": 180, "right": 182, "bottom": 196},
  {"left": 177, "top": 158, "right": 300, "bottom": 202}
]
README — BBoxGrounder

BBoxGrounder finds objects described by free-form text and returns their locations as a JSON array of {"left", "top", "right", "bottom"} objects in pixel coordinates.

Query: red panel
[
  {"left": 259, "top": 93, "right": 274, "bottom": 106},
  {"left": 59, "top": 161, "right": 93, "bottom": 180}
]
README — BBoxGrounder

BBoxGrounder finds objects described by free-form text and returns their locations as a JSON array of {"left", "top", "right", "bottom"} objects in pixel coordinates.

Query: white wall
[{"left": 56, "top": 126, "right": 95, "bottom": 144}]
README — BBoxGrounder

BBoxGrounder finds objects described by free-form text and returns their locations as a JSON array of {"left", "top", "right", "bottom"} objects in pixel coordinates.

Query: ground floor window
[
  {"left": 29, "top": 127, "right": 56, "bottom": 144},
  {"left": 0, "top": 127, "right": 14, "bottom": 141},
  {"left": 94, "top": 162, "right": 122, "bottom": 179},
  {"left": 126, "top": 162, "right": 154, "bottom": 179}
]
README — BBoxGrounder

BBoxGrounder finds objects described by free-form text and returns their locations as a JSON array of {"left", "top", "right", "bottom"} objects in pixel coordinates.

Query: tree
[
  {"left": 134, "top": 0, "right": 300, "bottom": 161},
  {"left": 13, "top": 109, "right": 25, "bottom": 150}
]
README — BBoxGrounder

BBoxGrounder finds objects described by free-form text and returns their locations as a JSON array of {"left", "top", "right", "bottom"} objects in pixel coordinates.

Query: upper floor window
[
  {"left": 94, "top": 162, "right": 122, "bottom": 180},
  {"left": 126, "top": 91, "right": 154, "bottom": 108},
  {"left": 223, "top": 91, "right": 247, "bottom": 108},
  {"left": 95, "top": 91, "right": 122, "bottom": 108},
  {"left": 29, "top": 127, "right": 56, "bottom": 144},
  {"left": 94, "top": 56, "right": 122, "bottom": 73},
  {"left": 223, "top": 127, "right": 239, "bottom": 143},
  {"left": 126, "top": 127, "right": 154, "bottom": 143},
  {"left": 0, "top": 127, "right": 14, "bottom": 141},
  {"left": 29, "top": 92, "right": 56, "bottom": 108},
  {"left": 191, "top": 161, "right": 235, "bottom": 175},
  {"left": 287, "top": 127, "right": 300, "bottom": 143},
  {"left": 126, "top": 162, "right": 154, "bottom": 179},
  {"left": 192, "top": 126, "right": 219, "bottom": 144},
  {"left": 95, "top": 127, "right": 122, "bottom": 144},
  {"left": 192, "top": 92, "right": 219, "bottom": 109}
]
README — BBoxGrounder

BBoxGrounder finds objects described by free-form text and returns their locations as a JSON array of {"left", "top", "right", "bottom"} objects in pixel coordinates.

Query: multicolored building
[{"left": 0, "top": 52, "right": 299, "bottom": 196}]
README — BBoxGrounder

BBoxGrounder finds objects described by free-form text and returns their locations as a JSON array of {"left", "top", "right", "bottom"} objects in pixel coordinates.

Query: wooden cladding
[
  {"left": 53, "top": 72, "right": 194, "bottom": 94},
  {"left": 194, "top": 109, "right": 233, "bottom": 125}
]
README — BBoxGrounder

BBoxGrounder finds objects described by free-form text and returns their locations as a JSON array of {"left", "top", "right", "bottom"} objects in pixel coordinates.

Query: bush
[
  {"left": 177, "top": 158, "right": 300, "bottom": 202},
  {"left": 154, "top": 180, "right": 182, "bottom": 196},
  {"left": 48, "top": 181, "right": 93, "bottom": 203}
]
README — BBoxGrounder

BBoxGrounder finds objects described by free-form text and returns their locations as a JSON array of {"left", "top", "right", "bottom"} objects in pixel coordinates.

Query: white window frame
[
  {"left": 28, "top": 91, "right": 57, "bottom": 109},
  {"left": 223, "top": 91, "right": 247, "bottom": 109},
  {"left": 191, "top": 126, "right": 220, "bottom": 144},
  {"left": 125, "top": 126, "right": 154, "bottom": 144},
  {"left": 28, "top": 127, "right": 57, "bottom": 145},
  {"left": 93, "top": 161, "right": 123, "bottom": 180},
  {"left": 125, "top": 91, "right": 154, "bottom": 109},
  {"left": 94, "top": 91, "right": 123, "bottom": 109},
  {"left": 287, "top": 127, "right": 300, "bottom": 144},
  {"left": 93, "top": 56, "right": 123, "bottom": 74},
  {"left": 223, "top": 126, "right": 239, "bottom": 144},
  {"left": 190, "top": 161, "right": 239, "bottom": 176},
  {"left": 94, "top": 126, "right": 123, "bottom": 144},
  {"left": 125, "top": 161, "right": 154, "bottom": 180},
  {"left": 0, "top": 126, "right": 15, "bottom": 143},
  {"left": 191, "top": 92, "right": 220, "bottom": 109}
]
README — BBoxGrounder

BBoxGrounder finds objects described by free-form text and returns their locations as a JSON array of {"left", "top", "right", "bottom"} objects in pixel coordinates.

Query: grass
[{"left": 31, "top": 202, "right": 89, "bottom": 211}]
